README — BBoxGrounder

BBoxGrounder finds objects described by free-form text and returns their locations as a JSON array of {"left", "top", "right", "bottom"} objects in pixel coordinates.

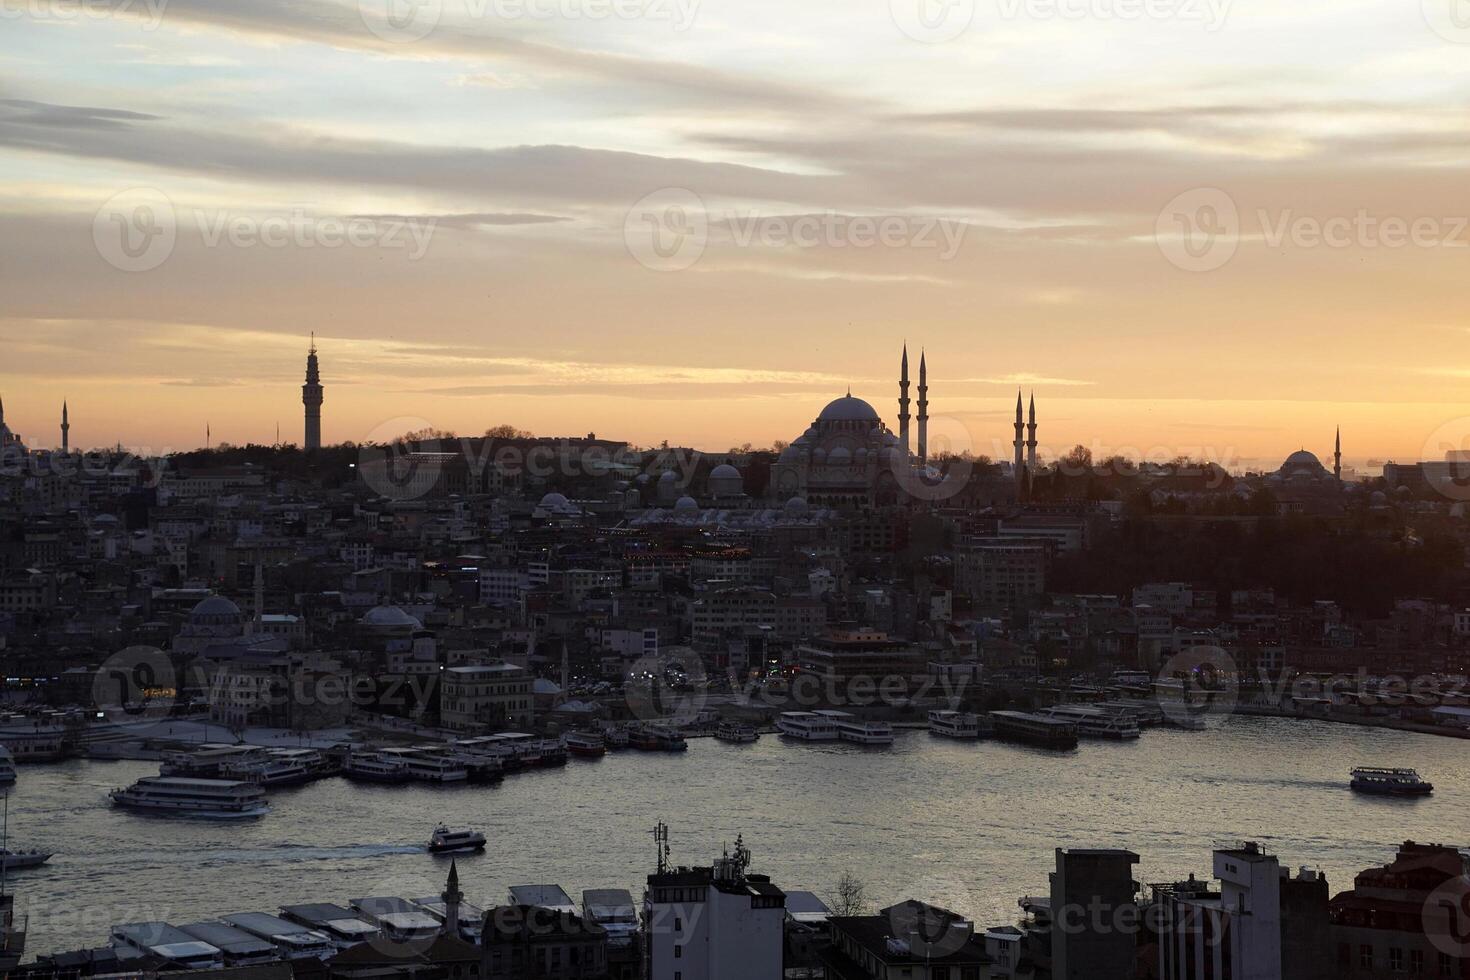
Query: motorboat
[
  {"left": 429, "top": 825, "right": 486, "bottom": 855},
  {"left": 0, "top": 849, "right": 50, "bottom": 871}
]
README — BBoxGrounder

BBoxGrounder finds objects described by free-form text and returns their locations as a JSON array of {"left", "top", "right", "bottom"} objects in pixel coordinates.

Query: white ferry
[
  {"left": 816, "top": 710, "right": 894, "bottom": 745},
  {"left": 1350, "top": 767, "right": 1434, "bottom": 796},
  {"left": 928, "top": 710, "right": 983, "bottom": 739},
  {"left": 376, "top": 749, "right": 468, "bottom": 783},
  {"left": 564, "top": 731, "right": 607, "bottom": 758},
  {"left": 988, "top": 711, "right": 1080, "bottom": 750},
  {"left": 1041, "top": 705, "right": 1141, "bottom": 740},
  {"left": 111, "top": 923, "right": 224, "bottom": 971},
  {"left": 342, "top": 752, "right": 409, "bottom": 784},
  {"left": 221, "top": 913, "right": 338, "bottom": 960},
  {"left": 175, "top": 922, "right": 280, "bottom": 967},
  {"left": 109, "top": 777, "right": 270, "bottom": 820},
  {"left": 776, "top": 711, "right": 839, "bottom": 741},
  {"left": 429, "top": 825, "right": 486, "bottom": 855},
  {"left": 222, "top": 756, "right": 313, "bottom": 787},
  {"left": 713, "top": 721, "right": 760, "bottom": 744}
]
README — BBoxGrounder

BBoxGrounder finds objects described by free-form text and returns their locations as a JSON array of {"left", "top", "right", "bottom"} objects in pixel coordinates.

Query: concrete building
[
  {"left": 825, "top": 901, "right": 991, "bottom": 980},
  {"left": 1329, "top": 840, "right": 1470, "bottom": 980},
  {"left": 440, "top": 662, "right": 534, "bottom": 731},
  {"left": 1050, "top": 848, "right": 1139, "bottom": 980},
  {"left": 644, "top": 838, "right": 786, "bottom": 980}
]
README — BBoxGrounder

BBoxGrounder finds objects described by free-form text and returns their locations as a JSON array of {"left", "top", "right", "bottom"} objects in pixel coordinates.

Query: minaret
[
  {"left": 60, "top": 402, "right": 69, "bottom": 454},
  {"left": 1334, "top": 427, "right": 1342, "bottom": 481},
  {"left": 1013, "top": 389, "right": 1025, "bottom": 498},
  {"left": 442, "top": 859, "right": 463, "bottom": 938},
  {"left": 916, "top": 350, "right": 929, "bottom": 465},
  {"left": 898, "top": 344, "right": 911, "bottom": 458},
  {"left": 1027, "top": 392, "right": 1038, "bottom": 475},
  {"left": 302, "top": 334, "right": 323, "bottom": 452}
]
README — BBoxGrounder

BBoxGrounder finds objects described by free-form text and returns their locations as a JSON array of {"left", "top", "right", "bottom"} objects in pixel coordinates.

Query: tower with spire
[
  {"left": 441, "top": 860, "right": 463, "bottom": 938},
  {"left": 898, "top": 344, "right": 911, "bottom": 458},
  {"left": 916, "top": 350, "right": 929, "bottom": 465},
  {"left": 1334, "top": 427, "right": 1342, "bottom": 481},
  {"left": 1013, "top": 390, "right": 1026, "bottom": 499},
  {"left": 1027, "top": 393, "right": 1038, "bottom": 476},
  {"left": 60, "top": 402, "right": 69, "bottom": 455},
  {"left": 302, "top": 334, "right": 323, "bottom": 452}
]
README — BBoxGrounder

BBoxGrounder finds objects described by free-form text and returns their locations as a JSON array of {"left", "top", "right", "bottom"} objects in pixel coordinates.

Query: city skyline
[{"left": 6, "top": 2, "right": 1470, "bottom": 464}]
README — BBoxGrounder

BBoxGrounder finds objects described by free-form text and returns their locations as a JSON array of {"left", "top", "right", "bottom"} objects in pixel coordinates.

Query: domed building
[
  {"left": 707, "top": 463, "right": 745, "bottom": 500},
  {"left": 173, "top": 594, "right": 284, "bottom": 656},
  {"left": 768, "top": 393, "right": 904, "bottom": 509}
]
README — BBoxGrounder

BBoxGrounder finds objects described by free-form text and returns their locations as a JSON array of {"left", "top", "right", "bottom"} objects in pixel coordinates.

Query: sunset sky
[{"left": 5, "top": 0, "right": 1470, "bottom": 472}]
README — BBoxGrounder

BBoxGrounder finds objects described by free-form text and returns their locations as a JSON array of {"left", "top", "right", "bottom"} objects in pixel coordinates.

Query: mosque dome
[
  {"left": 784, "top": 496, "right": 809, "bottom": 517},
  {"left": 538, "top": 492, "right": 571, "bottom": 509},
  {"left": 189, "top": 595, "right": 242, "bottom": 623},
  {"left": 674, "top": 495, "right": 700, "bottom": 513},
  {"left": 710, "top": 463, "right": 741, "bottom": 480},
  {"left": 362, "top": 605, "right": 422, "bottom": 629},
  {"left": 658, "top": 471, "right": 678, "bottom": 483},
  {"left": 817, "top": 395, "right": 881, "bottom": 424}
]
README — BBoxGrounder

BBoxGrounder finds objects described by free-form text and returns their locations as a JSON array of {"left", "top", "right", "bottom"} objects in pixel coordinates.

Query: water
[{"left": 6, "top": 716, "right": 1468, "bottom": 957}]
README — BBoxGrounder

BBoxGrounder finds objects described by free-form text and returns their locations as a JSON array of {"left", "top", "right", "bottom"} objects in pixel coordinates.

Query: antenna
[{"left": 652, "top": 822, "right": 670, "bottom": 875}]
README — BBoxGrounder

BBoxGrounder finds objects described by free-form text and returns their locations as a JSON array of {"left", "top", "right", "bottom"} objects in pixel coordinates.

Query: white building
[{"left": 644, "top": 839, "right": 786, "bottom": 980}]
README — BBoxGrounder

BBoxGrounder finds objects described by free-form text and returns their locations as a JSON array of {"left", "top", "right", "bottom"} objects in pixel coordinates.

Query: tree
[
  {"left": 1060, "top": 444, "right": 1093, "bottom": 476},
  {"left": 484, "top": 424, "right": 534, "bottom": 439},
  {"left": 830, "top": 870, "right": 868, "bottom": 916}
]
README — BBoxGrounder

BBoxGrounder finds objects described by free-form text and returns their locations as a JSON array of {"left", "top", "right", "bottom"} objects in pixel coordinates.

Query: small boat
[
  {"left": 928, "top": 710, "right": 982, "bottom": 739},
  {"left": 601, "top": 725, "right": 630, "bottom": 750},
  {"left": 713, "top": 721, "right": 759, "bottom": 744},
  {"left": 0, "top": 849, "right": 50, "bottom": 871},
  {"left": 629, "top": 725, "right": 687, "bottom": 752},
  {"left": 429, "top": 825, "right": 486, "bottom": 855},
  {"left": 564, "top": 731, "right": 606, "bottom": 758},
  {"left": 342, "top": 752, "right": 409, "bottom": 784},
  {"left": 1350, "top": 767, "right": 1433, "bottom": 796}
]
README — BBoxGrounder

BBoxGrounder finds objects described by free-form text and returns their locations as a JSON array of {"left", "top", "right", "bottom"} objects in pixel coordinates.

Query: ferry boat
[
  {"left": 429, "top": 825, "right": 486, "bottom": 855},
  {"left": 222, "top": 756, "right": 313, "bottom": 787},
  {"left": 988, "top": 711, "right": 1079, "bottom": 750},
  {"left": 629, "top": 724, "right": 688, "bottom": 752},
  {"left": 175, "top": 922, "right": 280, "bottom": 967},
  {"left": 276, "top": 904, "right": 380, "bottom": 949},
  {"left": 221, "top": 913, "right": 339, "bottom": 960},
  {"left": 160, "top": 744, "right": 263, "bottom": 778},
  {"left": 775, "top": 711, "right": 839, "bottom": 741},
  {"left": 111, "top": 923, "right": 224, "bottom": 971},
  {"left": 109, "top": 777, "right": 270, "bottom": 820},
  {"left": 342, "top": 752, "right": 409, "bottom": 784},
  {"left": 816, "top": 710, "right": 894, "bottom": 746},
  {"left": 713, "top": 721, "right": 759, "bottom": 744},
  {"left": 375, "top": 749, "right": 468, "bottom": 783},
  {"left": 0, "top": 747, "right": 15, "bottom": 786},
  {"left": 928, "top": 710, "right": 985, "bottom": 739},
  {"left": 564, "top": 731, "right": 607, "bottom": 758},
  {"left": 1041, "top": 705, "right": 1141, "bottom": 740},
  {"left": 1350, "top": 767, "right": 1434, "bottom": 796},
  {"left": 601, "top": 724, "right": 630, "bottom": 750}
]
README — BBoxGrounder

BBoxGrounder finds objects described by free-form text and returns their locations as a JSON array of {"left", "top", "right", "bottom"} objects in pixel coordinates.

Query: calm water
[{"left": 6, "top": 716, "right": 1468, "bottom": 957}]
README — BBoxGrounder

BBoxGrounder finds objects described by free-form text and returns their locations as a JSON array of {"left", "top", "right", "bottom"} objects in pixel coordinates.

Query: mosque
[{"left": 766, "top": 346, "right": 1042, "bottom": 508}]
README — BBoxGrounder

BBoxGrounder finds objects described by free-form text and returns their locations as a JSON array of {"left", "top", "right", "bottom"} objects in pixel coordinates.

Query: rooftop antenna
[{"left": 652, "top": 822, "right": 670, "bottom": 874}]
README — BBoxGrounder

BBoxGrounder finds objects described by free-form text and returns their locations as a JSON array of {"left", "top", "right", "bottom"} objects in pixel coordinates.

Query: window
[
  {"left": 1390, "top": 948, "right": 1404, "bottom": 972},
  {"left": 1411, "top": 950, "right": 1424, "bottom": 975},
  {"left": 1440, "top": 952, "right": 1453, "bottom": 976},
  {"left": 1361, "top": 945, "right": 1374, "bottom": 969},
  {"left": 675, "top": 945, "right": 682, "bottom": 959}
]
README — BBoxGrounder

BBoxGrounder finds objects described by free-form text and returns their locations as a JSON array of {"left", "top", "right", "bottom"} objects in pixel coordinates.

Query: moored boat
[
  {"left": 775, "top": 711, "right": 839, "bottom": 741},
  {"left": 988, "top": 711, "right": 1079, "bottom": 750},
  {"left": 713, "top": 721, "right": 759, "bottom": 744},
  {"left": 564, "top": 731, "right": 607, "bottom": 758}
]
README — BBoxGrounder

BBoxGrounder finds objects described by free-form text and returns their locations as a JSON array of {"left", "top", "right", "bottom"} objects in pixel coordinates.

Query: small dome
[
  {"left": 784, "top": 496, "right": 809, "bottom": 516},
  {"left": 658, "top": 471, "right": 678, "bottom": 483},
  {"left": 817, "top": 395, "right": 881, "bottom": 424},
  {"left": 190, "top": 595, "right": 241, "bottom": 621},
  {"left": 710, "top": 463, "right": 741, "bottom": 480},
  {"left": 674, "top": 495, "right": 700, "bottom": 513},
  {"left": 362, "top": 605, "right": 422, "bottom": 629},
  {"left": 828, "top": 446, "right": 852, "bottom": 464},
  {"left": 538, "top": 492, "right": 571, "bottom": 509}
]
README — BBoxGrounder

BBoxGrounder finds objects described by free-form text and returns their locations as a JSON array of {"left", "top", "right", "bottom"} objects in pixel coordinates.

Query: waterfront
[{"left": 6, "top": 716, "right": 1468, "bottom": 957}]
